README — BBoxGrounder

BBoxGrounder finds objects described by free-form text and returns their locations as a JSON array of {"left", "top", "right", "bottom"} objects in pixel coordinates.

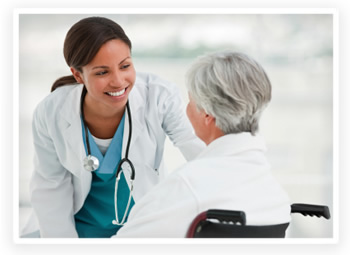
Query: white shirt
[
  {"left": 92, "top": 135, "right": 112, "bottom": 155},
  {"left": 116, "top": 133, "right": 291, "bottom": 238}
]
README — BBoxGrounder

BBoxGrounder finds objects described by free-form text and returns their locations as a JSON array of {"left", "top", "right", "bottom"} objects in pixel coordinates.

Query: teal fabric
[{"left": 75, "top": 114, "right": 135, "bottom": 238}]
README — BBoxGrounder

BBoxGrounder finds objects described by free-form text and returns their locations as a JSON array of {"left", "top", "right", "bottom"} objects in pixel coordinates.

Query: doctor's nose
[{"left": 109, "top": 71, "right": 126, "bottom": 88}]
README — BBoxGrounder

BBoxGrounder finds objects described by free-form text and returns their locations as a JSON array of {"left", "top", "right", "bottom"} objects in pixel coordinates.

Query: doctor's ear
[{"left": 70, "top": 67, "right": 84, "bottom": 84}]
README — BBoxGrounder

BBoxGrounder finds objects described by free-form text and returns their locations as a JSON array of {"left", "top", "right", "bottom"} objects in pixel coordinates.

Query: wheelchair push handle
[{"left": 291, "top": 203, "right": 331, "bottom": 219}]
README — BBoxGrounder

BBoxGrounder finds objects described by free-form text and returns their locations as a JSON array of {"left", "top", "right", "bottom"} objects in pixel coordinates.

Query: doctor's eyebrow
[
  {"left": 119, "top": 56, "right": 131, "bottom": 64},
  {"left": 92, "top": 65, "right": 109, "bottom": 70},
  {"left": 91, "top": 57, "right": 132, "bottom": 70}
]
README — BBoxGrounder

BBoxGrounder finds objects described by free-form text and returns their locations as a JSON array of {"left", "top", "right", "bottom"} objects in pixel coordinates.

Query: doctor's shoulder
[
  {"left": 135, "top": 72, "right": 181, "bottom": 99},
  {"left": 33, "top": 84, "right": 82, "bottom": 125}
]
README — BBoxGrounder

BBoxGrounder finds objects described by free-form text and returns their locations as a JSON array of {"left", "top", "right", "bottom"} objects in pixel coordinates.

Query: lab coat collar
[{"left": 196, "top": 132, "right": 267, "bottom": 159}]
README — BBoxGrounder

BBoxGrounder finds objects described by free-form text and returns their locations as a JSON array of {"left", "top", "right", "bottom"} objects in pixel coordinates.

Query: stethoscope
[{"left": 80, "top": 87, "right": 135, "bottom": 226}]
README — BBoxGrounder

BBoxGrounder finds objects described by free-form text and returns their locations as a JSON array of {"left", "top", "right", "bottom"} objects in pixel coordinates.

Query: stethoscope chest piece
[{"left": 83, "top": 155, "right": 99, "bottom": 172}]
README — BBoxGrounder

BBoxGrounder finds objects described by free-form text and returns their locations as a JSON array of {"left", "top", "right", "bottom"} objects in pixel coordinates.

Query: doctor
[
  {"left": 115, "top": 51, "right": 291, "bottom": 237},
  {"left": 27, "top": 16, "right": 204, "bottom": 238}
]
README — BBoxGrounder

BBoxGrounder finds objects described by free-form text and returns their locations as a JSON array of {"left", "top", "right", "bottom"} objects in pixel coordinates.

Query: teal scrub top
[{"left": 75, "top": 114, "right": 135, "bottom": 238}]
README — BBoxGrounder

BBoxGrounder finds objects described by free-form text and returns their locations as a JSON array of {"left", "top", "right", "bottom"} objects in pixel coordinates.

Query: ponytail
[{"left": 51, "top": 75, "right": 78, "bottom": 92}]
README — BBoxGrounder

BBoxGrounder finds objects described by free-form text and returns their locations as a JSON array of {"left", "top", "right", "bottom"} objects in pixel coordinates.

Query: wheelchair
[{"left": 186, "top": 203, "right": 331, "bottom": 238}]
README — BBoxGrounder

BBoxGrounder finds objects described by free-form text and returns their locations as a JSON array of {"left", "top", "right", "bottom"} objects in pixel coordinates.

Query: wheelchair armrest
[
  {"left": 291, "top": 203, "right": 331, "bottom": 219},
  {"left": 206, "top": 209, "right": 246, "bottom": 225},
  {"left": 186, "top": 209, "right": 247, "bottom": 238}
]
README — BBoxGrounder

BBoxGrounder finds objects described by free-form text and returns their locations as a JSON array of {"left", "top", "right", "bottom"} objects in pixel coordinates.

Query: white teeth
[{"left": 107, "top": 88, "right": 125, "bottom": 97}]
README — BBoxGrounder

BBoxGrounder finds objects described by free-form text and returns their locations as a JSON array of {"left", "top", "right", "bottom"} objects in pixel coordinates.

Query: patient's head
[{"left": 185, "top": 51, "right": 271, "bottom": 144}]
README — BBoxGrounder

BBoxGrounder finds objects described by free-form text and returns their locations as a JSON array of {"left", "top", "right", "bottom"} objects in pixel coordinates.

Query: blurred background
[{"left": 18, "top": 13, "right": 334, "bottom": 238}]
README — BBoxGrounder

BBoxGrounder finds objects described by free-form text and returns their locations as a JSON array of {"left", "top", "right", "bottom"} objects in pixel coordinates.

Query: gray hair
[{"left": 185, "top": 51, "right": 272, "bottom": 135}]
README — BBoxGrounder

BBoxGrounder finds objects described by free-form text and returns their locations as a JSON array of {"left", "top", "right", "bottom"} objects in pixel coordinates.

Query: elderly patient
[{"left": 115, "top": 51, "right": 291, "bottom": 238}]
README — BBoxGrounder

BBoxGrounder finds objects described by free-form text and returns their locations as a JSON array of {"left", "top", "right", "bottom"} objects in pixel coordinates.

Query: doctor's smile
[
  {"left": 71, "top": 39, "right": 136, "bottom": 111},
  {"left": 105, "top": 88, "right": 127, "bottom": 97}
]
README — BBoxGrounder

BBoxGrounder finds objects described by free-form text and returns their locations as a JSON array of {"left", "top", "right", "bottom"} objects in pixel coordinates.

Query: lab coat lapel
[
  {"left": 122, "top": 85, "right": 144, "bottom": 158},
  {"left": 121, "top": 84, "right": 144, "bottom": 188},
  {"left": 58, "top": 85, "right": 87, "bottom": 178}
]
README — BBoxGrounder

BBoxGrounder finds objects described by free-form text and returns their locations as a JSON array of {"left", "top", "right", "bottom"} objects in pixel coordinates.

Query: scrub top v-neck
[{"left": 75, "top": 114, "right": 135, "bottom": 238}]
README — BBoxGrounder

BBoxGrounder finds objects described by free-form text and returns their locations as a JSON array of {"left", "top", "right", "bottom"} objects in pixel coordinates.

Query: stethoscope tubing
[{"left": 80, "top": 86, "right": 135, "bottom": 226}]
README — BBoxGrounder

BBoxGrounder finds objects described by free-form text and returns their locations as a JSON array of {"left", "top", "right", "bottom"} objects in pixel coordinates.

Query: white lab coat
[
  {"left": 116, "top": 133, "right": 291, "bottom": 238},
  {"left": 24, "top": 72, "right": 205, "bottom": 238}
]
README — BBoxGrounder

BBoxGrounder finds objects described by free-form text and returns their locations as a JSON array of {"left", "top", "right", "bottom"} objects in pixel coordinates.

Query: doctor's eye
[
  {"left": 121, "top": 64, "right": 130, "bottom": 69},
  {"left": 96, "top": 71, "right": 108, "bottom": 76}
]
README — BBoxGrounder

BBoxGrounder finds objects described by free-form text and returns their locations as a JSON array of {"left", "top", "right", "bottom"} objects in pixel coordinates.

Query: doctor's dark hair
[
  {"left": 185, "top": 51, "right": 271, "bottom": 135},
  {"left": 51, "top": 16, "right": 132, "bottom": 92}
]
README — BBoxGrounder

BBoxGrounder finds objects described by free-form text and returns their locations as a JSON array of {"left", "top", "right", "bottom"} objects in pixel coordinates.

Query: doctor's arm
[
  {"left": 160, "top": 85, "right": 205, "bottom": 161},
  {"left": 30, "top": 106, "right": 78, "bottom": 237}
]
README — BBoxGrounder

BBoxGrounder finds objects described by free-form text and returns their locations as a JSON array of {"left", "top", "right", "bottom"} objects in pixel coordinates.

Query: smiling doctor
[{"left": 24, "top": 16, "right": 205, "bottom": 238}]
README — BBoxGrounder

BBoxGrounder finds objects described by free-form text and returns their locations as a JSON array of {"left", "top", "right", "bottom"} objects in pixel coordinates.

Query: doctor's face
[
  {"left": 186, "top": 94, "right": 207, "bottom": 142},
  {"left": 72, "top": 39, "right": 136, "bottom": 112}
]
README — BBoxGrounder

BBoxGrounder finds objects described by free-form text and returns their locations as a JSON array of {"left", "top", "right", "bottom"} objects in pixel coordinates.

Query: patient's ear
[
  {"left": 70, "top": 67, "right": 84, "bottom": 84},
  {"left": 204, "top": 114, "right": 216, "bottom": 126}
]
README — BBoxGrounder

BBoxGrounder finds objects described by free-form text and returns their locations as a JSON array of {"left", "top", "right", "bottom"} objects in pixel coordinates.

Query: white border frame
[{"left": 13, "top": 8, "right": 339, "bottom": 245}]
